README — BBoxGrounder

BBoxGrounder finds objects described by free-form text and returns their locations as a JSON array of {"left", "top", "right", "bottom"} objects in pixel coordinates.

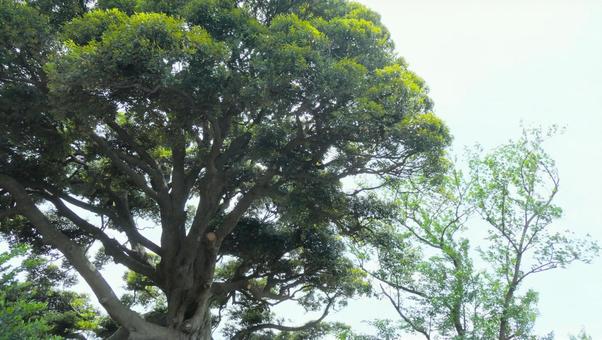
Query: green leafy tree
[
  {"left": 470, "top": 129, "right": 598, "bottom": 340},
  {"left": 0, "top": 0, "right": 450, "bottom": 338},
  {"left": 358, "top": 168, "right": 478, "bottom": 339},
  {"left": 361, "top": 129, "right": 598, "bottom": 340},
  {"left": 0, "top": 245, "right": 99, "bottom": 339}
]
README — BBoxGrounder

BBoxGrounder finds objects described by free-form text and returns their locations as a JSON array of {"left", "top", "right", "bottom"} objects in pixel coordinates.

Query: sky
[{"left": 324, "top": 0, "right": 602, "bottom": 338}]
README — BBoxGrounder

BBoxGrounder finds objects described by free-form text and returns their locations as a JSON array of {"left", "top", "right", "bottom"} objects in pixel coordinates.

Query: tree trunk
[
  {"left": 108, "top": 309, "right": 212, "bottom": 340},
  {"left": 498, "top": 285, "right": 516, "bottom": 340},
  {"left": 499, "top": 250, "right": 524, "bottom": 340},
  {"left": 157, "top": 240, "right": 218, "bottom": 340}
]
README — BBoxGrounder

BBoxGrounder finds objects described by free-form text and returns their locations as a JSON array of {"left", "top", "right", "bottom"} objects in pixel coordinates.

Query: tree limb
[
  {"left": 52, "top": 191, "right": 162, "bottom": 255},
  {"left": 381, "top": 285, "right": 430, "bottom": 340},
  {"left": 87, "top": 133, "right": 161, "bottom": 202},
  {"left": 46, "top": 195, "right": 158, "bottom": 280}
]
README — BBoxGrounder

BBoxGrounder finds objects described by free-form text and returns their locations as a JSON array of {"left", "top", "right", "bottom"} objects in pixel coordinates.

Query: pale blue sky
[{"left": 332, "top": 0, "right": 602, "bottom": 338}]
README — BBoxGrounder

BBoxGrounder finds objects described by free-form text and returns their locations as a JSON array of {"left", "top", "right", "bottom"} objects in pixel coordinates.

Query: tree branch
[
  {"left": 52, "top": 191, "right": 162, "bottom": 255},
  {"left": 231, "top": 295, "right": 336, "bottom": 340},
  {"left": 87, "top": 133, "right": 160, "bottom": 202},
  {"left": 363, "top": 265, "right": 429, "bottom": 299},
  {"left": 46, "top": 195, "right": 158, "bottom": 280},
  {"left": 381, "top": 285, "right": 430, "bottom": 340}
]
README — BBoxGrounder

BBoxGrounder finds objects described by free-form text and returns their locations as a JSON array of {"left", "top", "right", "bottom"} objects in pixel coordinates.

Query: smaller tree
[
  {"left": 361, "top": 128, "right": 599, "bottom": 339},
  {"left": 357, "top": 168, "right": 479, "bottom": 339},
  {"left": 470, "top": 128, "right": 598, "bottom": 340}
]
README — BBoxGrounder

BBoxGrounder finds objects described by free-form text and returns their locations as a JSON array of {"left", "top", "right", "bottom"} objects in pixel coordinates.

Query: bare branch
[
  {"left": 381, "top": 285, "right": 430, "bottom": 340},
  {"left": 363, "top": 265, "right": 429, "bottom": 299},
  {"left": 51, "top": 191, "right": 162, "bottom": 255}
]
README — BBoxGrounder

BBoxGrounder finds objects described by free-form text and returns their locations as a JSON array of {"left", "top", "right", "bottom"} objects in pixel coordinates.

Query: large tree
[{"left": 0, "top": 0, "right": 450, "bottom": 338}]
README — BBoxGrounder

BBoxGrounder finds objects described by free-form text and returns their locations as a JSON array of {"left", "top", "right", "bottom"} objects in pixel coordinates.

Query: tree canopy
[{"left": 0, "top": 0, "right": 450, "bottom": 338}]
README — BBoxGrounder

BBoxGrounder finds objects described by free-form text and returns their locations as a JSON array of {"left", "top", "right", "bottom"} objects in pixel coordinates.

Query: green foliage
[
  {"left": 120, "top": 253, "right": 167, "bottom": 311},
  {"left": 0, "top": 246, "right": 53, "bottom": 340},
  {"left": 0, "top": 295, "right": 57, "bottom": 340},
  {"left": 219, "top": 218, "right": 371, "bottom": 337}
]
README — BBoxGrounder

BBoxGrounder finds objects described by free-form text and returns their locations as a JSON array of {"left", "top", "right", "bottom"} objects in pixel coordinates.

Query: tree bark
[{"left": 498, "top": 253, "right": 522, "bottom": 340}]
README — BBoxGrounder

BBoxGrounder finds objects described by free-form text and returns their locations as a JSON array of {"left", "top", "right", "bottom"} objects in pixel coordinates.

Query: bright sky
[{"left": 328, "top": 0, "right": 602, "bottom": 338}]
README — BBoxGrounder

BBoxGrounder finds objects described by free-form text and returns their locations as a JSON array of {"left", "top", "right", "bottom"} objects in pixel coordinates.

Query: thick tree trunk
[
  {"left": 187, "top": 311, "right": 213, "bottom": 340},
  {"left": 162, "top": 289, "right": 213, "bottom": 340},
  {"left": 157, "top": 235, "right": 218, "bottom": 340},
  {"left": 108, "top": 309, "right": 212, "bottom": 339}
]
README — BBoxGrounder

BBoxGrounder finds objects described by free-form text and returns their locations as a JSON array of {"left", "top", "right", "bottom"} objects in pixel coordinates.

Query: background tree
[
  {"left": 361, "top": 129, "right": 598, "bottom": 340},
  {"left": 0, "top": 246, "right": 56, "bottom": 340},
  {"left": 357, "top": 168, "right": 479, "bottom": 340},
  {"left": 0, "top": 244, "right": 99, "bottom": 339},
  {"left": 470, "top": 128, "right": 598, "bottom": 340},
  {"left": 0, "top": 0, "right": 450, "bottom": 338}
]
